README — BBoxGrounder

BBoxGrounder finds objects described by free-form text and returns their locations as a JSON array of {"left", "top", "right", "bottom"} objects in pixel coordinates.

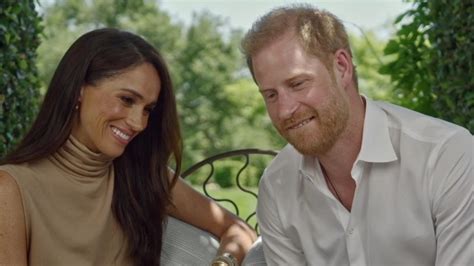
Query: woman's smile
[{"left": 110, "top": 126, "right": 132, "bottom": 144}]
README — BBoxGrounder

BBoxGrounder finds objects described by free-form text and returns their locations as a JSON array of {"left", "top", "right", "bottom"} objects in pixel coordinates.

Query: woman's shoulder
[
  {"left": 0, "top": 162, "right": 31, "bottom": 172},
  {"left": 0, "top": 169, "right": 28, "bottom": 264},
  {"left": 0, "top": 169, "right": 23, "bottom": 210},
  {"left": 0, "top": 161, "right": 41, "bottom": 181},
  {"left": 0, "top": 169, "right": 20, "bottom": 189},
  {"left": 0, "top": 163, "right": 45, "bottom": 200}
]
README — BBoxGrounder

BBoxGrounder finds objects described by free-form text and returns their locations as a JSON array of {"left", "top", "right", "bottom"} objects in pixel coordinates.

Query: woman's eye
[
  {"left": 144, "top": 106, "right": 154, "bottom": 114},
  {"left": 120, "top": 96, "right": 135, "bottom": 106}
]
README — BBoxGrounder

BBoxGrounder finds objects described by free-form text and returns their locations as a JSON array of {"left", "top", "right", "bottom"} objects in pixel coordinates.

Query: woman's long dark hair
[{"left": 1, "top": 28, "right": 182, "bottom": 265}]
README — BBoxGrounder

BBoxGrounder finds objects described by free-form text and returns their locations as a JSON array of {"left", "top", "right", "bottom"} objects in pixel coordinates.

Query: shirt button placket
[
  {"left": 347, "top": 228, "right": 354, "bottom": 236},
  {"left": 346, "top": 227, "right": 366, "bottom": 266}
]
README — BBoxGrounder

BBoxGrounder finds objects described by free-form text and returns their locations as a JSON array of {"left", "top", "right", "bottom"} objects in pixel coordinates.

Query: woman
[{"left": 0, "top": 28, "right": 256, "bottom": 265}]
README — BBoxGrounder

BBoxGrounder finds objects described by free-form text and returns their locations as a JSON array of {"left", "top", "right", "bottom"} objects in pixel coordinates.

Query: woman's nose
[{"left": 126, "top": 108, "right": 147, "bottom": 132}]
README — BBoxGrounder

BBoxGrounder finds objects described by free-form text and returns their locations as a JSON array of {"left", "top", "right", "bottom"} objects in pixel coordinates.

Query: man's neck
[
  {"left": 318, "top": 97, "right": 364, "bottom": 211},
  {"left": 319, "top": 95, "right": 366, "bottom": 181}
]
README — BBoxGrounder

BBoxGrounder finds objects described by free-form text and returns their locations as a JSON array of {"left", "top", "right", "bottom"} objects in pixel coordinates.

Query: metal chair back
[{"left": 181, "top": 149, "right": 277, "bottom": 233}]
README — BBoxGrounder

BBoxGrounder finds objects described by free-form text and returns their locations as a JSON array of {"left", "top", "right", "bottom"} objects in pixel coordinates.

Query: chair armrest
[
  {"left": 161, "top": 217, "right": 267, "bottom": 265},
  {"left": 161, "top": 217, "right": 219, "bottom": 265}
]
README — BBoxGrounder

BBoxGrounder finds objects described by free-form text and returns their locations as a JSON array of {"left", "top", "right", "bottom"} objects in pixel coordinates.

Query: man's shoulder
[
  {"left": 374, "top": 100, "right": 471, "bottom": 144},
  {"left": 260, "top": 144, "right": 303, "bottom": 187},
  {"left": 265, "top": 144, "right": 302, "bottom": 174},
  {"left": 259, "top": 144, "right": 305, "bottom": 209}
]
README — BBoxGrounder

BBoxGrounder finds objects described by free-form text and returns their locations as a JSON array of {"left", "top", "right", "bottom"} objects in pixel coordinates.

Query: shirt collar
[
  {"left": 300, "top": 153, "right": 317, "bottom": 178},
  {"left": 298, "top": 96, "right": 398, "bottom": 178},
  {"left": 358, "top": 96, "right": 398, "bottom": 163}
]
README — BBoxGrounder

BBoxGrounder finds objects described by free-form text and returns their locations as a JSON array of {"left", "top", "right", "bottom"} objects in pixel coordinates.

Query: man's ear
[{"left": 333, "top": 49, "right": 354, "bottom": 89}]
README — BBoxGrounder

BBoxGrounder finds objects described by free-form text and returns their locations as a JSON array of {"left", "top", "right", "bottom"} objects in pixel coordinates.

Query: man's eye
[
  {"left": 265, "top": 92, "right": 277, "bottom": 101},
  {"left": 292, "top": 80, "right": 306, "bottom": 88}
]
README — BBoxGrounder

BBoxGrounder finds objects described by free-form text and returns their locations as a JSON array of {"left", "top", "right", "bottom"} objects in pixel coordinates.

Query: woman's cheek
[{"left": 99, "top": 98, "right": 125, "bottom": 117}]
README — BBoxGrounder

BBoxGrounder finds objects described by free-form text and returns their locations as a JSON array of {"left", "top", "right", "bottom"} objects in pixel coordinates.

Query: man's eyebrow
[
  {"left": 286, "top": 75, "right": 310, "bottom": 85},
  {"left": 258, "top": 74, "right": 311, "bottom": 92},
  {"left": 259, "top": 87, "right": 275, "bottom": 93}
]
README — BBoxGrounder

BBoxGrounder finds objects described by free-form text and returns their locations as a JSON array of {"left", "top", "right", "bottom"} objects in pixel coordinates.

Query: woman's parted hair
[
  {"left": 2, "top": 28, "right": 182, "bottom": 265},
  {"left": 241, "top": 4, "right": 357, "bottom": 86}
]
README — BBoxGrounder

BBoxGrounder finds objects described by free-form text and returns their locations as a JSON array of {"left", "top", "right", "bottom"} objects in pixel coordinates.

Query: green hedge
[
  {"left": 0, "top": 0, "right": 42, "bottom": 157},
  {"left": 381, "top": 0, "right": 473, "bottom": 132},
  {"left": 429, "top": 0, "right": 474, "bottom": 131}
]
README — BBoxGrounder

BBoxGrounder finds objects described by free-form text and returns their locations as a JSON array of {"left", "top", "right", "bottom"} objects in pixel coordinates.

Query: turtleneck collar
[{"left": 50, "top": 135, "right": 113, "bottom": 178}]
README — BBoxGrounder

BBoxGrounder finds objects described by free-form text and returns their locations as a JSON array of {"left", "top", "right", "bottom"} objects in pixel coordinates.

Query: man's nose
[{"left": 277, "top": 91, "right": 299, "bottom": 120}]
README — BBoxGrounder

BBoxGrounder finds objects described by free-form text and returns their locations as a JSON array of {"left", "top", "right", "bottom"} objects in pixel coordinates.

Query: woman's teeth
[{"left": 112, "top": 127, "right": 130, "bottom": 140}]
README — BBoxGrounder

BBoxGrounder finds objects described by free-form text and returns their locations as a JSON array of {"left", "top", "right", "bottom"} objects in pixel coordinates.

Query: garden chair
[{"left": 160, "top": 148, "right": 277, "bottom": 265}]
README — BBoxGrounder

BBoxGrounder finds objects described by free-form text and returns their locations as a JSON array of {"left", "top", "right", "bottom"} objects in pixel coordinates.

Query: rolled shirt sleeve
[{"left": 257, "top": 174, "right": 306, "bottom": 265}]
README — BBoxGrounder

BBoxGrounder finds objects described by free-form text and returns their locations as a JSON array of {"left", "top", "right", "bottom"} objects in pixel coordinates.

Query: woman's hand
[{"left": 167, "top": 177, "right": 257, "bottom": 264}]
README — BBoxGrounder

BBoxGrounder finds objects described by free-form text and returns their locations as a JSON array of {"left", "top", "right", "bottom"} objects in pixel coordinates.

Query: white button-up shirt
[{"left": 257, "top": 98, "right": 473, "bottom": 266}]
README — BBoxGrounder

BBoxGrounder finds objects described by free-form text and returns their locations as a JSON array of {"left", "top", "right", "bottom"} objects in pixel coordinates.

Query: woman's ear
[
  {"left": 79, "top": 86, "right": 84, "bottom": 100},
  {"left": 76, "top": 87, "right": 84, "bottom": 110},
  {"left": 333, "top": 49, "right": 354, "bottom": 89}
]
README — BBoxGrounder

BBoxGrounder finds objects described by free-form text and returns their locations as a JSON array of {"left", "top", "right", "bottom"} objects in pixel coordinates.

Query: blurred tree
[
  {"left": 0, "top": 0, "right": 42, "bottom": 157},
  {"left": 380, "top": 0, "right": 473, "bottom": 132},
  {"left": 174, "top": 12, "right": 252, "bottom": 166},
  {"left": 223, "top": 78, "right": 284, "bottom": 150},
  {"left": 350, "top": 30, "right": 395, "bottom": 101},
  {"left": 37, "top": 0, "right": 182, "bottom": 90}
]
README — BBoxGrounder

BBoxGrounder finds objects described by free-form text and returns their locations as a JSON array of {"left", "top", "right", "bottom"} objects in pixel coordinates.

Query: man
[{"left": 241, "top": 4, "right": 473, "bottom": 265}]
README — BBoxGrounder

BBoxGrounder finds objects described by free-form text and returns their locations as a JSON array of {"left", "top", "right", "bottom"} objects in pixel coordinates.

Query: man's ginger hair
[{"left": 241, "top": 4, "right": 358, "bottom": 87}]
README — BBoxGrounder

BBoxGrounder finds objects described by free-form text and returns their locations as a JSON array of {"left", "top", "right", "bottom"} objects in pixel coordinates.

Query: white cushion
[
  {"left": 161, "top": 217, "right": 266, "bottom": 265},
  {"left": 161, "top": 217, "right": 219, "bottom": 265}
]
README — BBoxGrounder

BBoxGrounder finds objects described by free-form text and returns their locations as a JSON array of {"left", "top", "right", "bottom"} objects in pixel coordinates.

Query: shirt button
[{"left": 347, "top": 228, "right": 354, "bottom": 236}]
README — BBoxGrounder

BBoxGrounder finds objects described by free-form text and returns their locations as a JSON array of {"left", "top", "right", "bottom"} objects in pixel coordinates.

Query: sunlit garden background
[{"left": 1, "top": 0, "right": 472, "bottom": 222}]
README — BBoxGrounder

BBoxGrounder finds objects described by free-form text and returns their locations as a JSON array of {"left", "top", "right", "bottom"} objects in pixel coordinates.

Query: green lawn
[{"left": 193, "top": 185, "right": 259, "bottom": 228}]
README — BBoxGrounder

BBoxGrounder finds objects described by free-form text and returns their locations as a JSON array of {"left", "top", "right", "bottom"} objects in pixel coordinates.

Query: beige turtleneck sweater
[{"left": 0, "top": 137, "right": 131, "bottom": 265}]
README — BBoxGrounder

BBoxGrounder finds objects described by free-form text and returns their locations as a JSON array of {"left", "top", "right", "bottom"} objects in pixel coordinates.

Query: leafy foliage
[
  {"left": 429, "top": 0, "right": 474, "bottom": 131},
  {"left": 37, "top": 0, "right": 183, "bottom": 91},
  {"left": 174, "top": 13, "right": 245, "bottom": 165},
  {"left": 381, "top": 0, "right": 473, "bottom": 132},
  {"left": 0, "top": 0, "right": 42, "bottom": 156},
  {"left": 350, "top": 31, "right": 395, "bottom": 101}
]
